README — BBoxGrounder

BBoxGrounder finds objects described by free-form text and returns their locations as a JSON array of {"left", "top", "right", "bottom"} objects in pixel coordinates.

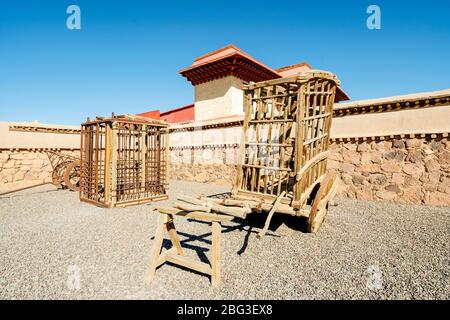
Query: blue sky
[{"left": 0, "top": 0, "right": 449, "bottom": 125}]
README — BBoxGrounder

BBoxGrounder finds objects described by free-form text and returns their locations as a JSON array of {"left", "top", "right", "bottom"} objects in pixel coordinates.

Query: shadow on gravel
[
  {"left": 0, "top": 186, "right": 61, "bottom": 200},
  {"left": 205, "top": 192, "right": 310, "bottom": 234},
  {"left": 148, "top": 191, "right": 311, "bottom": 271}
]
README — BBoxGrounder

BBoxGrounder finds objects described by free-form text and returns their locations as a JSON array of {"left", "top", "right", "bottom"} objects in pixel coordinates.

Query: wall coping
[{"left": 334, "top": 88, "right": 450, "bottom": 117}]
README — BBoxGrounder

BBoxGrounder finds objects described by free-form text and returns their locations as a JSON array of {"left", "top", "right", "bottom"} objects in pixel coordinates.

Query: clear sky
[{"left": 0, "top": 0, "right": 449, "bottom": 125}]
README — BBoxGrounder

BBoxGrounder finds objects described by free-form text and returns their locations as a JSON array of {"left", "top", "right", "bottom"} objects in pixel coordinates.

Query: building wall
[
  {"left": 331, "top": 105, "right": 450, "bottom": 138},
  {"left": 168, "top": 135, "right": 450, "bottom": 206},
  {"left": 194, "top": 76, "right": 244, "bottom": 121},
  {"left": 169, "top": 125, "right": 241, "bottom": 149},
  {"left": 1, "top": 101, "right": 449, "bottom": 206},
  {"left": 0, "top": 122, "right": 80, "bottom": 194},
  {"left": 168, "top": 103, "right": 450, "bottom": 206},
  {"left": 228, "top": 76, "right": 245, "bottom": 116},
  {"left": 0, "top": 122, "right": 80, "bottom": 150},
  {"left": 329, "top": 137, "right": 449, "bottom": 205},
  {"left": 0, "top": 150, "right": 80, "bottom": 194}
]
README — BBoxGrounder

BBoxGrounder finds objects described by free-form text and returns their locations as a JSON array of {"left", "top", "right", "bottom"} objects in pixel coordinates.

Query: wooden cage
[
  {"left": 80, "top": 114, "right": 169, "bottom": 208},
  {"left": 233, "top": 71, "right": 340, "bottom": 214}
]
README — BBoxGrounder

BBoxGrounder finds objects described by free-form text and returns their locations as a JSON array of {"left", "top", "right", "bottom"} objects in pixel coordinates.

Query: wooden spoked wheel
[
  {"left": 307, "top": 171, "right": 339, "bottom": 233},
  {"left": 64, "top": 160, "right": 81, "bottom": 192},
  {"left": 52, "top": 162, "right": 70, "bottom": 188}
]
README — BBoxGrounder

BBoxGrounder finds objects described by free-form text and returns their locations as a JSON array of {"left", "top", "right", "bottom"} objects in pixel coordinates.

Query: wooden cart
[
  {"left": 46, "top": 150, "right": 81, "bottom": 192},
  {"left": 146, "top": 71, "right": 341, "bottom": 287},
  {"left": 230, "top": 70, "right": 341, "bottom": 233}
]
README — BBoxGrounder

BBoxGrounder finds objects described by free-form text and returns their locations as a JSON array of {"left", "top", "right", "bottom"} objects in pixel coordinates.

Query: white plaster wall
[
  {"left": 169, "top": 105, "right": 450, "bottom": 148},
  {"left": 229, "top": 77, "right": 245, "bottom": 116},
  {"left": 194, "top": 76, "right": 244, "bottom": 121},
  {"left": 331, "top": 104, "right": 450, "bottom": 138},
  {"left": 169, "top": 126, "right": 241, "bottom": 148}
]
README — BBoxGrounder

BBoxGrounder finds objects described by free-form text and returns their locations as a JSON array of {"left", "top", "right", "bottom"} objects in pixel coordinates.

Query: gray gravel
[{"left": 0, "top": 180, "right": 449, "bottom": 300}]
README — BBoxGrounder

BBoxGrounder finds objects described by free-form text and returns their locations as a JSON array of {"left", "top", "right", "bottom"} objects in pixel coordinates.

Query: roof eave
[{"left": 336, "top": 87, "right": 351, "bottom": 102}]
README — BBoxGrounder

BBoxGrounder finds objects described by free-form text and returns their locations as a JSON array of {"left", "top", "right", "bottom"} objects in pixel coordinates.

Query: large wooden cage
[
  {"left": 232, "top": 71, "right": 340, "bottom": 231},
  {"left": 80, "top": 114, "right": 169, "bottom": 208}
]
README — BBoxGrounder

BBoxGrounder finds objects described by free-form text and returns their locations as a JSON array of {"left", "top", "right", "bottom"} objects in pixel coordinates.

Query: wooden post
[
  {"left": 110, "top": 122, "right": 118, "bottom": 206},
  {"left": 257, "top": 191, "right": 285, "bottom": 238},
  {"left": 293, "top": 82, "right": 306, "bottom": 203},
  {"left": 233, "top": 89, "right": 253, "bottom": 196},
  {"left": 211, "top": 221, "right": 221, "bottom": 288},
  {"left": 165, "top": 215, "right": 184, "bottom": 255},
  {"left": 79, "top": 125, "right": 84, "bottom": 202},
  {"left": 104, "top": 123, "right": 112, "bottom": 206},
  {"left": 145, "top": 213, "right": 167, "bottom": 283},
  {"left": 164, "top": 127, "right": 169, "bottom": 192},
  {"left": 140, "top": 124, "right": 147, "bottom": 194},
  {"left": 146, "top": 209, "right": 227, "bottom": 287}
]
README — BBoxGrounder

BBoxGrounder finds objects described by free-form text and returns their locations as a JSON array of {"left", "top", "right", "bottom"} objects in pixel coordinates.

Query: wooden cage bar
[
  {"left": 80, "top": 114, "right": 169, "bottom": 208},
  {"left": 233, "top": 71, "right": 340, "bottom": 209}
]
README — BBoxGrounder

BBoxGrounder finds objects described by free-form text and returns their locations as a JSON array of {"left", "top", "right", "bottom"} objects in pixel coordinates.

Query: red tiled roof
[
  {"left": 180, "top": 44, "right": 350, "bottom": 101},
  {"left": 160, "top": 104, "right": 195, "bottom": 123},
  {"left": 180, "top": 45, "right": 281, "bottom": 85},
  {"left": 276, "top": 63, "right": 349, "bottom": 101},
  {"left": 137, "top": 110, "right": 161, "bottom": 120},
  {"left": 335, "top": 87, "right": 350, "bottom": 102},
  {"left": 160, "top": 103, "right": 194, "bottom": 116},
  {"left": 276, "top": 62, "right": 313, "bottom": 77}
]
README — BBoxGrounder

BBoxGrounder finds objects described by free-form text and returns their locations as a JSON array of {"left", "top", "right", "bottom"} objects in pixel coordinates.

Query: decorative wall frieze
[
  {"left": 169, "top": 143, "right": 239, "bottom": 151},
  {"left": 9, "top": 125, "right": 81, "bottom": 134},
  {"left": 0, "top": 147, "right": 80, "bottom": 152},
  {"left": 330, "top": 132, "right": 449, "bottom": 143}
]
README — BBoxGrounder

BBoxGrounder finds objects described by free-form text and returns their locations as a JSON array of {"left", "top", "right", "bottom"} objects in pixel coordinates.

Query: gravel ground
[{"left": 0, "top": 180, "right": 449, "bottom": 300}]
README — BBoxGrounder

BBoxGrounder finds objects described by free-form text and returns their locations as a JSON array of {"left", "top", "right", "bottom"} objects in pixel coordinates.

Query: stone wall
[
  {"left": 328, "top": 136, "right": 450, "bottom": 206},
  {"left": 167, "top": 136, "right": 450, "bottom": 206},
  {"left": 169, "top": 163, "right": 235, "bottom": 185},
  {"left": 0, "top": 150, "right": 80, "bottom": 194},
  {"left": 2, "top": 138, "right": 449, "bottom": 206},
  {"left": 168, "top": 145, "right": 238, "bottom": 186}
]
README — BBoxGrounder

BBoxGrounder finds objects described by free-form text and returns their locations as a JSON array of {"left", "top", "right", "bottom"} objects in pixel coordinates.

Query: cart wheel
[
  {"left": 52, "top": 162, "right": 70, "bottom": 188},
  {"left": 64, "top": 160, "right": 81, "bottom": 192},
  {"left": 307, "top": 171, "right": 339, "bottom": 233}
]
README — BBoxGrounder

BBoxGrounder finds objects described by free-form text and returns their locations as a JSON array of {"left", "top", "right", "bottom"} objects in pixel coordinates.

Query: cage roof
[{"left": 83, "top": 114, "right": 169, "bottom": 127}]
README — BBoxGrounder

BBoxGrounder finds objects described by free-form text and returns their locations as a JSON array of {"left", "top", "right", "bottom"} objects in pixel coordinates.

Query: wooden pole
[
  {"left": 211, "top": 221, "right": 221, "bottom": 288},
  {"left": 144, "top": 213, "right": 167, "bottom": 283},
  {"left": 177, "top": 194, "right": 247, "bottom": 219},
  {"left": 257, "top": 191, "right": 285, "bottom": 238}
]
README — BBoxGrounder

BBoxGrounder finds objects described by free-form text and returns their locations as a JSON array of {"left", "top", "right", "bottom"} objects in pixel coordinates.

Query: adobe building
[{"left": 138, "top": 44, "right": 350, "bottom": 122}]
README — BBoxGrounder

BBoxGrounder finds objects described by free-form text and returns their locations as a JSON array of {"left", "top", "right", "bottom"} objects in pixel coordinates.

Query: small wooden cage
[
  {"left": 80, "top": 114, "right": 169, "bottom": 208},
  {"left": 232, "top": 71, "right": 340, "bottom": 231}
]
